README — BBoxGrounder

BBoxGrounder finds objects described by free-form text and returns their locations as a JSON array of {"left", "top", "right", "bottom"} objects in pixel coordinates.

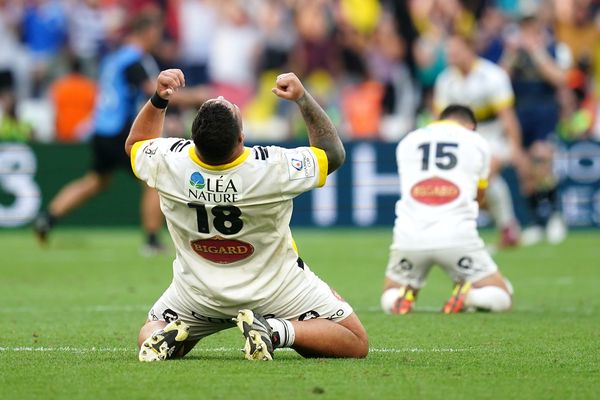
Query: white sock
[
  {"left": 380, "top": 288, "right": 401, "bottom": 314},
  {"left": 465, "top": 286, "right": 512, "bottom": 312},
  {"left": 487, "top": 176, "right": 516, "bottom": 227},
  {"left": 267, "top": 318, "right": 295, "bottom": 348}
]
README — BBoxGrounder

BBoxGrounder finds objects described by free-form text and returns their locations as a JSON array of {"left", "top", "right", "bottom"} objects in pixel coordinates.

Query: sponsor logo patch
[
  {"left": 411, "top": 177, "right": 460, "bottom": 205},
  {"left": 189, "top": 172, "right": 205, "bottom": 189},
  {"left": 190, "top": 235, "right": 254, "bottom": 264}
]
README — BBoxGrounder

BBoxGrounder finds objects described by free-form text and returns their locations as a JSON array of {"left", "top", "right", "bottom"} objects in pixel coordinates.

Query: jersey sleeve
[
  {"left": 488, "top": 69, "right": 515, "bottom": 113},
  {"left": 476, "top": 136, "right": 492, "bottom": 188},
  {"left": 278, "top": 146, "right": 328, "bottom": 196},
  {"left": 130, "top": 138, "right": 170, "bottom": 188}
]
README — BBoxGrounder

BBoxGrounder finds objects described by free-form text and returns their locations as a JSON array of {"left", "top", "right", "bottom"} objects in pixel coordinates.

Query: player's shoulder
[
  {"left": 398, "top": 127, "right": 427, "bottom": 150},
  {"left": 435, "top": 67, "right": 454, "bottom": 85},
  {"left": 249, "top": 144, "right": 320, "bottom": 162},
  {"left": 476, "top": 58, "right": 508, "bottom": 78},
  {"left": 249, "top": 145, "right": 277, "bottom": 162},
  {"left": 136, "top": 137, "right": 192, "bottom": 158}
]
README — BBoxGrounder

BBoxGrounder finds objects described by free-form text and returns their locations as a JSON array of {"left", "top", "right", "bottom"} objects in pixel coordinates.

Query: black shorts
[{"left": 91, "top": 128, "right": 132, "bottom": 174}]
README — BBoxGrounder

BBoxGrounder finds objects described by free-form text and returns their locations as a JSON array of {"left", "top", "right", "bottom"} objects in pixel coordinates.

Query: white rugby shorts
[
  {"left": 385, "top": 245, "right": 498, "bottom": 289},
  {"left": 147, "top": 260, "right": 353, "bottom": 341}
]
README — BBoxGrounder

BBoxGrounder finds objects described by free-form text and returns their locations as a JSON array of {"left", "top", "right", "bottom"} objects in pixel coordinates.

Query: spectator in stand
[
  {"left": 49, "top": 58, "right": 97, "bottom": 142},
  {"left": 254, "top": 0, "right": 296, "bottom": 72},
  {"left": 208, "top": 0, "right": 261, "bottom": 108},
  {"left": 168, "top": 0, "right": 218, "bottom": 86},
  {"left": 501, "top": 14, "right": 571, "bottom": 245},
  {"left": 0, "top": 88, "right": 34, "bottom": 142},
  {"left": 477, "top": 6, "right": 508, "bottom": 64},
  {"left": 366, "top": 12, "right": 419, "bottom": 140},
  {"left": 66, "top": 0, "right": 108, "bottom": 78},
  {"left": 0, "top": 1, "right": 30, "bottom": 101},
  {"left": 557, "top": 63, "right": 598, "bottom": 141},
  {"left": 554, "top": 0, "right": 600, "bottom": 93},
  {"left": 289, "top": 0, "right": 340, "bottom": 78},
  {"left": 21, "top": 0, "right": 68, "bottom": 97}
]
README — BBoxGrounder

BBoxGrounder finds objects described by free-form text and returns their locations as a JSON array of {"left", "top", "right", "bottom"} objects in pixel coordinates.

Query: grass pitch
[{"left": 1, "top": 228, "right": 599, "bottom": 399}]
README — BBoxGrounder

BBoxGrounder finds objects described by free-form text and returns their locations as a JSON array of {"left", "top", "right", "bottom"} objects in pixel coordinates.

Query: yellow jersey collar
[{"left": 188, "top": 146, "right": 250, "bottom": 171}]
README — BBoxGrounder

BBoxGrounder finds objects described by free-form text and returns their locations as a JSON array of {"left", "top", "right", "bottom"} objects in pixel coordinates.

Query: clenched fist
[
  {"left": 156, "top": 69, "right": 185, "bottom": 100},
  {"left": 271, "top": 72, "right": 306, "bottom": 102}
]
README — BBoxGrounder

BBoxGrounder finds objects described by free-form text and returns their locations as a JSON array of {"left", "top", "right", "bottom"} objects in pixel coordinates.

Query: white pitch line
[{"left": 0, "top": 346, "right": 468, "bottom": 354}]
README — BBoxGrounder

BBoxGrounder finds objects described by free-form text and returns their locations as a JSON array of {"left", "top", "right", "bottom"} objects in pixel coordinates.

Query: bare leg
[
  {"left": 464, "top": 272, "right": 512, "bottom": 312},
  {"left": 290, "top": 313, "right": 368, "bottom": 358},
  {"left": 486, "top": 157, "right": 519, "bottom": 247},
  {"left": 141, "top": 186, "right": 163, "bottom": 236},
  {"left": 472, "top": 271, "right": 509, "bottom": 291},
  {"left": 48, "top": 172, "right": 112, "bottom": 217}
]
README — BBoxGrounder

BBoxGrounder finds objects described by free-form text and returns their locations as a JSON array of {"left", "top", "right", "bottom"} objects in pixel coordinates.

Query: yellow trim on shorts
[
  {"left": 478, "top": 179, "right": 489, "bottom": 189},
  {"left": 130, "top": 140, "right": 148, "bottom": 179},
  {"left": 310, "top": 147, "right": 328, "bottom": 188},
  {"left": 292, "top": 238, "right": 299, "bottom": 254},
  {"left": 189, "top": 146, "right": 250, "bottom": 170}
]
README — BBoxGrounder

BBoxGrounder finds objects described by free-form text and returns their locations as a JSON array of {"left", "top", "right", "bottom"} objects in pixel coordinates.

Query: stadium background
[
  {"left": 1, "top": 0, "right": 600, "bottom": 230},
  {"left": 2, "top": 2, "right": 600, "bottom": 399}
]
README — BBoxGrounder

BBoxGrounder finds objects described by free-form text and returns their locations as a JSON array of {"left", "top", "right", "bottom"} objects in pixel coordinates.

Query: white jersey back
[
  {"left": 392, "top": 120, "right": 491, "bottom": 250},
  {"left": 131, "top": 138, "right": 328, "bottom": 310},
  {"left": 434, "top": 58, "right": 514, "bottom": 137}
]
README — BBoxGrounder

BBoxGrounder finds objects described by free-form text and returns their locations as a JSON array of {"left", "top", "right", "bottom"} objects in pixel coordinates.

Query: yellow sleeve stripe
[
  {"left": 490, "top": 95, "right": 514, "bottom": 112},
  {"left": 130, "top": 140, "right": 148, "bottom": 179},
  {"left": 310, "top": 147, "right": 328, "bottom": 188},
  {"left": 478, "top": 179, "right": 489, "bottom": 189}
]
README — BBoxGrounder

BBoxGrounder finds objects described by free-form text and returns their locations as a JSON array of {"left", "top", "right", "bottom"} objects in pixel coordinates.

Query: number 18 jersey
[
  {"left": 392, "top": 120, "right": 491, "bottom": 250},
  {"left": 130, "top": 138, "right": 328, "bottom": 311}
]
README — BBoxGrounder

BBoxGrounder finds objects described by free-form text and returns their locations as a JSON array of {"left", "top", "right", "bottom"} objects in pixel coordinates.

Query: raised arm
[
  {"left": 271, "top": 72, "right": 345, "bottom": 173},
  {"left": 125, "top": 69, "right": 186, "bottom": 156}
]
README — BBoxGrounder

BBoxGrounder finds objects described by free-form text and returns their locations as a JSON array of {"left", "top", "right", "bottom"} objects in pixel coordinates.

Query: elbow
[
  {"left": 327, "top": 145, "right": 346, "bottom": 174},
  {"left": 124, "top": 134, "right": 134, "bottom": 157}
]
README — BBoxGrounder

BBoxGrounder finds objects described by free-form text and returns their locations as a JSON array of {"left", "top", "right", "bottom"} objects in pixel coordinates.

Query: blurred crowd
[{"left": 0, "top": 0, "right": 599, "bottom": 143}]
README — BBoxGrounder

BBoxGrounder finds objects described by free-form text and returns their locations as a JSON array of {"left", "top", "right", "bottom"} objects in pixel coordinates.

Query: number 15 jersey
[
  {"left": 392, "top": 120, "right": 491, "bottom": 250},
  {"left": 131, "top": 138, "right": 328, "bottom": 310}
]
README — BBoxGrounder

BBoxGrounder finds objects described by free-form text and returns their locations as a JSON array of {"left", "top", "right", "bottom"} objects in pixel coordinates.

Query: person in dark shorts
[{"left": 34, "top": 12, "right": 204, "bottom": 253}]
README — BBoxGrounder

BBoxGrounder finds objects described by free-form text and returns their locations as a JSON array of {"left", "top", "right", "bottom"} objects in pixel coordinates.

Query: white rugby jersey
[
  {"left": 434, "top": 58, "right": 514, "bottom": 135},
  {"left": 131, "top": 138, "right": 327, "bottom": 310},
  {"left": 392, "top": 120, "right": 491, "bottom": 250}
]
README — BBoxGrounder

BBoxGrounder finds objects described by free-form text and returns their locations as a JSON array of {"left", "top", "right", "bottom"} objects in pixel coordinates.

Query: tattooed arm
[{"left": 271, "top": 72, "right": 346, "bottom": 173}]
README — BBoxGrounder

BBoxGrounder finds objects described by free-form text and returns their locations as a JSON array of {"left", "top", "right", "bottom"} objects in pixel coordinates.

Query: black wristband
[{"left": 150, "top": 91, "right": 169, "bottom": 109}]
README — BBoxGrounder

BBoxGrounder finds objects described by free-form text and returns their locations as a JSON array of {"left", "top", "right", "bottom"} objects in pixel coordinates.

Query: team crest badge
[{"left": 291, "top": 158, "right": 303, "bottom": 171}]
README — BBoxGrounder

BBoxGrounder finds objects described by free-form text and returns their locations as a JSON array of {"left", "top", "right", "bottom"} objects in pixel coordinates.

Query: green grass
[{"left": 1, "top": 228, "right": 599, "bottom": 399}]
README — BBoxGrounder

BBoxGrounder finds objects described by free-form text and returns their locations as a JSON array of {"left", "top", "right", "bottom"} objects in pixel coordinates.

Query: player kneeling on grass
[
  {"left": 381, "top": 105, "right": 513, "bottom": 315},
  {"left": 126, "top": 69, "right": 368, "bottom": 361}
]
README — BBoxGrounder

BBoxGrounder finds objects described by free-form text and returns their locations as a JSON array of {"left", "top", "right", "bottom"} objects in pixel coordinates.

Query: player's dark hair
[
  {"left": 439, "top": 104, "right": 477, "bottom": 129},
  {"left": 191, "top": 101, "right": 241, "bottom": 164}
]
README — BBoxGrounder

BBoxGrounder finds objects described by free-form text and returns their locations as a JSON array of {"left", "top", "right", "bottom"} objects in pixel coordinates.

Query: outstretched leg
[{"left": 34, "top": 172, "right": 111, "bottom": 242}]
